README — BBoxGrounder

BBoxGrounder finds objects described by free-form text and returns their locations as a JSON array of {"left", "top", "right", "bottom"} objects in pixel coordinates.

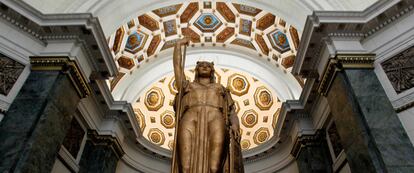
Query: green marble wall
[
  {"left": 0, "top": 71, "right": 80, "bottom": 173},
  {"left": 327, "top": 69, "right": 414, "bottom": 172},
  {"left": 296, "top": 132, "right": 333, "bottom": 173},
  {"left": 78, "top": 140, "right": 119, "bottom": 173}
]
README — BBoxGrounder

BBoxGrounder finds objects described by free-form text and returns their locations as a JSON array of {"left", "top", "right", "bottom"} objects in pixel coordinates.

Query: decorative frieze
[
  {"left": 381, "top": 46, "right": 414, "bottom": 94},
  {"left": 30, "top": 57, "right": 91, "bottom": 98},
  {"left": 318, "top": 54, "right": 375, "bottom": 95},
  {"left": 0, "top": 53, "right": 24, "bottom": 96}
]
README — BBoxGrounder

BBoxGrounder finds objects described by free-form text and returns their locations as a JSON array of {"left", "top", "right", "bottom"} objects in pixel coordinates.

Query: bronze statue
[{"left": 171, "top": 37, "right": 244, "bottom": 173}]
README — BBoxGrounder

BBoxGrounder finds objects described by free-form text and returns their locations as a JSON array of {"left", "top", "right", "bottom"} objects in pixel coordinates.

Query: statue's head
[{"left": 194, "top": 61, "right": 215, "bottom": 83}]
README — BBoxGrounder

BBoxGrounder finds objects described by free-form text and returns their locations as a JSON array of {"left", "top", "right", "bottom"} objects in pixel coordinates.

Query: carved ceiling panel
[
  {"left": 148, "top": 128, "right": 166, "bottom": 145},
  {"left": 267, "top": 29, "right": 291, "bottom": 53},
  {"left": 138, "top": 14, "right": 159, "bottom": 31},
  {"left": 253, "top": 127, "right": 270, "bottom": 145},
  {"left": 152, "top": 4, "right": 182, "bottom": 17},
  {"left": 217, "top": 27, "right": 234, "bottom": 43},
  {"left": 117, "top": 56, "right": 135, "bottom": 70},
  {"left": 232, "top": 3, "right": 262, "bottom": 16},
  {"left": 124, "top": 31, "right": 148, "bottom": 54},
  {"left": 382, "top": 46, "right": 414, "bottom": 94},
  {"left": 134, "top": 109, "right": 146, "bottom": 133},
  {"left": 227, "top": 73, "right": 250, "bottom": 96},
  {"left": 242, "top": 109, "right": 258, "bottom": 128},
  {"left": 257, "top": 13, "right": 275, "bottom": 31},
  {"left": 194, "top": 13, "right": 223, "bottom": 32},
  {"left": 216, "top": 2, "right": 235, "bottom": 23},
  {"left": 144, "top": 87, "right": 165, "bottom": 111},
  {"left": 0, "top": 54, "right": 24, "bottom": 96},
  {"left": 254, "top": 86, "right": 273, "bottom": 110}
]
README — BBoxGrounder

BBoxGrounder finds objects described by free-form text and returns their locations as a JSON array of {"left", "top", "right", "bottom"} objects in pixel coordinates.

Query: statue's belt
[{"left": 185, "top": 103, "right": 223, "bottom": 111}]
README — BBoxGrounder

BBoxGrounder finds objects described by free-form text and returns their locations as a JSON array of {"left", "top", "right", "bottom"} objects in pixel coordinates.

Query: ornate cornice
[
  {"left": 291, "top": 130, "right": 325, "bottom": 158},
  {"left": 0, "top": 0, "right": 117, "bottom": 78},
  {"left": 87, "top": 130, "right": 125, "bottom": 159},
  {"left": 318, "top": 54, "right": 375, "bottom": 96},
  {"left": 293, "top": 0, "right": 414, "bottom": 77},
  {"left": 30, "top": 57, "right": 91, "bottom": 98}
]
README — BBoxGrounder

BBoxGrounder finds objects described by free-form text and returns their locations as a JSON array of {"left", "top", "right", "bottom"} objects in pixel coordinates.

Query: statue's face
[{"left": 196, "top": 61, "right": 213, "bottom": 77}]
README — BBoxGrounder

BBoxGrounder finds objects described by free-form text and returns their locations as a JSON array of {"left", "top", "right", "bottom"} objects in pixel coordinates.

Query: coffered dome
[
  {"left": 132, "top": 68, "right": 281, "bottom": 150},
  {"left": 106, "top": 1, "right": 304, "bottom": 154}
]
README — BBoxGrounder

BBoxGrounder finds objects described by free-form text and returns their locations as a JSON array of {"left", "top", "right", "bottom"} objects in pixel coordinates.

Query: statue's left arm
[{"left": 226, "top": 88, "right": 241, "bottom": 142}]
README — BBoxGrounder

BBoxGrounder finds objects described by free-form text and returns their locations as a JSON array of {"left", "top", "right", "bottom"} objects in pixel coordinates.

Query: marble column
[
  {"left": 78, "top": 131, "right": 124, "bottom": 173},
  {"left": 0, "top": 57, "right": 90, "bottom": 173},
  {"left": 323, "top": 55, "right": 414, "bottom": 172},
  {"left": 293, "top": 132, "right": 333, "bottom": 173},
  {"left": 0, "top": 71, "right": 80, "bottom": 173}
]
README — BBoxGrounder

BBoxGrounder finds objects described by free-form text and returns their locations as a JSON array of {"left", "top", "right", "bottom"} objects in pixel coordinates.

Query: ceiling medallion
[
  {"left": 160, "top": 110, "right": 176, "bottom": 129},
  {"left": 144, "top": 87, "right": 165, "bottom": 111},
  {"left": 241, "top": 109, "right": 258, "bottom": 128},
  {"left": 254, "top": 127, "right": 270, "bottom": 145},
  {"left": 194, "top": 13, "right": 223, "bottom": 32},
  {"left": 148, "top": 128, "right": 165, "bottom": 145},
  {"left": 125, "top": 31, "right": 148, "bottom": 54},
  {"left": 134, "top": 109, "right": 146, "bottom": 133},
  {"left": 241, "top": 139, "right": 251, "bottom": 150},
  {"left": 117, "top": 56, "right": 135, "bottom": 70},
  {"left": 254, "top": 86, "right": 273, "bottom": 110},
  {"left": 227, "top": 73, "right": 250, "bottom": 96},
  {"left": 267, "top": 29, "right": 291, "bottom": 53}
]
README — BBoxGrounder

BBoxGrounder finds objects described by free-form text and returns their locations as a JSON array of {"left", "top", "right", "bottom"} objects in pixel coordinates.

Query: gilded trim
[
  {"left": 87, "top": 130, "right": 125, "bottom": 158},
  {"left": 30, "top": 57, "right": 91, "bottom": 98},
  {"left": 318, "top": 54, "right": 375, "bottom": 96},
  {"left": 396, "top": 101, "right": 414, "bottom": 113}
]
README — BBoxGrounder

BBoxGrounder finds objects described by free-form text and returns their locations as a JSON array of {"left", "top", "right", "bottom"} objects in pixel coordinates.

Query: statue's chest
[{"left": 184, "top": 82, "right": 224, "bottom": 102}]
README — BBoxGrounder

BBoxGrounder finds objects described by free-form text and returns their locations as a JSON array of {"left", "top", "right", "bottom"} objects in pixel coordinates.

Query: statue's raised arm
[
  {"left": 171, "top": 38, "right": 244, "bottom": 173},
  {"left": 173, "top": 37, "right": 190, "bottom": 90}
]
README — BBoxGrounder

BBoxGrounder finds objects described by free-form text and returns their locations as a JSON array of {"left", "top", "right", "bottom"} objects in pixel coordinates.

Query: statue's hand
[
  {"left": 231, "top": 125, "right": 241, "bottom": 141},
  {"left": 176, "top": 37, "right": 191, "bottom": 46}
]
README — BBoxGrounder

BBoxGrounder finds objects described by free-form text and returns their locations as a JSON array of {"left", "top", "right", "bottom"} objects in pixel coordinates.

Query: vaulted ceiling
[
  {"left": 23, "top": 0, "right": 378, "bottom": 36},
  {"left": 106, "top": 1, "right": 300, "bottom": 152},
  {"left": 107, "top": 1, "right": 301, "bottom": 89}
]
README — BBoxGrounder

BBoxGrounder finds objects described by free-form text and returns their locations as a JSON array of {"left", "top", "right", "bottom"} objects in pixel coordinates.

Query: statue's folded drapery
[
  {"left": 171, "top": 81, "right": 244, "bottom": 173},
  {"left": 171, "top": 37, "right": 244, "bottom": 173}
]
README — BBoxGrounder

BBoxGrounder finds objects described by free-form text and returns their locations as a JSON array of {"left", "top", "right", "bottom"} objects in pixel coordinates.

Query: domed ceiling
[
  {"left": 133, "top": 68, "right": 281, "bottom": 150},
  {"left": 107, "top": 1, "right": 300, "bottom": 84},
  {"left": 106, "top": 1, "right": 301, "bottom": 152}
]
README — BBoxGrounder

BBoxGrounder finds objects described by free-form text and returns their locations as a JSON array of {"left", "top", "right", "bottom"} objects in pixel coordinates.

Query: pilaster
[
  {"left": 78, "top": 130, "right": 124, "bottom": 173},
  {"left": 292, "top": 131, "right": 333, "bottom": 173},
  {"left": 0, "top": 57, "right": 89, "bottom": 173},
  {"left": 322, "top": 54, "right": 414, "bottom": 172}
]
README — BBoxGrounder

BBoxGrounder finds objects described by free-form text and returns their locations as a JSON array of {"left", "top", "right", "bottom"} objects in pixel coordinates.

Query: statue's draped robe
[{"left": 172, "top": 81, "right": 244, "bottom": 173}]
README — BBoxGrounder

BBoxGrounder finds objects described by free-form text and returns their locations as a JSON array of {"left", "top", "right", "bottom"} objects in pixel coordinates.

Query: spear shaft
[{"left": 171, "top": 42, "right": 186, "bottom": 173}]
